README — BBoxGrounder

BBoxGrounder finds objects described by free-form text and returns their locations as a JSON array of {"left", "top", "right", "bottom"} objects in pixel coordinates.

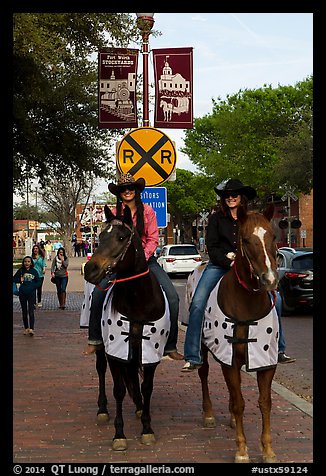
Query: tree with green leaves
[
  {"left": 182, "top": 76, "right": 313, "bottom": 198},
  {"left": 164, "top": 169, "right": 216, "bottom": 242},
  {"left": 13, "top": 13, "right": 141, "bottom": 191}
]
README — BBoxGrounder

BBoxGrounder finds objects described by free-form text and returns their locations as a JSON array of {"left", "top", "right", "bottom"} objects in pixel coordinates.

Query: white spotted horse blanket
[
  {"left": 203, "top": 280, "right": 279, "bottom": 372},
  {"left": 80, "top": 281, "right": 170, "bottom": 365},
  {"left": 80, "top": 280, "right": 96, "bottom": 328}
]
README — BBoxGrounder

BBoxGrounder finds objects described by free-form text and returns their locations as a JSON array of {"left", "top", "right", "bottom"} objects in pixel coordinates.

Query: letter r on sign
[
  {"left": 161, "top": 150, "right": 172, "bottom": 164},
  {"left": 123, "top": 150, "right": 134, "bottom": 163}
]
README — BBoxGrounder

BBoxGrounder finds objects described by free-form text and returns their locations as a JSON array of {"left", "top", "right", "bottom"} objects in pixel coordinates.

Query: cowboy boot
[
  {"left": 57, "top": 293, "right": 62, "bottom": 309},
  {"left": 61, "top": 291, "right": 66, "bottom": 310}
]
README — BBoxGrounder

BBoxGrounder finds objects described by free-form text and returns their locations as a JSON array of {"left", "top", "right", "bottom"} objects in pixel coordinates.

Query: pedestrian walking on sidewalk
[
  {"left": 51, "top": 247, "right": 69, "bottom": 309},
  {"left": 13, "top": 256, "right": 41, "bottom": 336},
  {"left": 44, "top": 240, "right": 52, "bottom": 261},
  {"left": 32, "top": 244, "right": 46, "bottom": 308}
]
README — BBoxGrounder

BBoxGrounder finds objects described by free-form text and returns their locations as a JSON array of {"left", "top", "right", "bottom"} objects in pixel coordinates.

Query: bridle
[
  {"left": 234, "top": 234, "right": 277, "bottom": 308},
  {"left": 235, "top": 236, "right": 262, "bottom": 292},
  {"left": 95, "top": 219, "right": 150, "bottom": 292}
]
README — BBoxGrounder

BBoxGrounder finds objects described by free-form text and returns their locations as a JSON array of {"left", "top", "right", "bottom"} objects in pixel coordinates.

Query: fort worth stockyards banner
[
  {"left": 153, "top": 47, "right": 193, "bottom": 129},
  {"left": 98, "top": 49, "right": 139, "bottom": 129}
]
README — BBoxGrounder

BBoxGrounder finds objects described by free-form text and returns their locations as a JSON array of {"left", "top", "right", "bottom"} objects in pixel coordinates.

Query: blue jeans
[
  {"left": 274, "top": 291, "right": 286, "bottom": 353},
  {"left": 54, "top": 276, "right": 68, "bottom": 293},
  {"left": 184, "top": 264, "right": 285, "bottom": 364},
  {"left": 88, "top": 256, "right": 180, "bottom": 353},
  {"left": 184, "top": 262, "right": 228, "bottom": 365},
  {"left": 19, "top": 292, "right": 36, "bottom": 330},
  {"left": 147, "top": 256, "right": 180, "bottom": 354}
]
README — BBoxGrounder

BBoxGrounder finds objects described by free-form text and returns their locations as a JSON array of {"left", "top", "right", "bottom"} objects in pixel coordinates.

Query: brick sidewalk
[{"left": 13, "top": 307, "right": 313, "bottom": 464}]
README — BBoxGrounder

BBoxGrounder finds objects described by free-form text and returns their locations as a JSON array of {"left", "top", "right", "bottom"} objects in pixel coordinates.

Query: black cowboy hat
[
  {"left": 214, "top": 179, "right": 256, "bottom": 200},
  {"left": 108, "top": 173, "right": 146, "bottom": 196}
]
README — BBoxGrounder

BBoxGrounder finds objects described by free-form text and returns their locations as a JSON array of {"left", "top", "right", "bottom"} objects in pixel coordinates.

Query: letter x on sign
[{"left": 117, "top": 127, "right": 177, "bottom": 186}]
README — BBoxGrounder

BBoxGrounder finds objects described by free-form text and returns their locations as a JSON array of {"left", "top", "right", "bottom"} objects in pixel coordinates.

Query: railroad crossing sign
[
  {"left": 116, "top": 127, "right": 177, "bottom": 186},
  {"left": 281, "top": 190, "right": 298, "bottom": 201},
  {"left": 199, "top": 211, "right": 209, "bottom": 226}
]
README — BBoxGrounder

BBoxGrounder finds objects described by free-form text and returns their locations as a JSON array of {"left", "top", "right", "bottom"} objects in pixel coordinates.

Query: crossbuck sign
[{"left": 117, "top": 127, "right": 177, "bottom": 186}]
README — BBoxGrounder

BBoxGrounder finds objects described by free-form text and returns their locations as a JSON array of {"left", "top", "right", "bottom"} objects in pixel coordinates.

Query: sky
[
  {"left": 147, "top": 12, "right": 313, "bottom": 169},
  {"left": 14, "top": 12, "right": 313, "bottom": 202},
  {"left": 93, "top": 12, "right": 313, "bottom": 196}
]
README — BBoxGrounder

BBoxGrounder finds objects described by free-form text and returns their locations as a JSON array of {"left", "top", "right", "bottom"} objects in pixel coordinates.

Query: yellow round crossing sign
[{"left": 116, "top": 127, "right": 177, "bottom": 186}]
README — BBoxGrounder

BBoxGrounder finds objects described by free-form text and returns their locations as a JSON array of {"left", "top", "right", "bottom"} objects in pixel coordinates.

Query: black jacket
[{"left": 206, "top": 210, "right": 238, "bottom": 268}]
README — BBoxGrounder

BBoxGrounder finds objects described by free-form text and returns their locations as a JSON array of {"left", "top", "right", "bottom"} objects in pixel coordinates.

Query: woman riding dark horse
[
  {"left": 84, "top": 203, "right": 170, "bottom": 450},
  {"left": 84, "top": 173, "right": 183, "bottom": 361}
]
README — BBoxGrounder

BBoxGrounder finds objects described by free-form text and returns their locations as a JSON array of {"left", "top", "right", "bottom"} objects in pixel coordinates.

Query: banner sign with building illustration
[
  {"left": 98, "top": 48, "right": 139, "bottom": 129},
  {"left": 152, "top": 47, "right": 193, "bottom": 129}
]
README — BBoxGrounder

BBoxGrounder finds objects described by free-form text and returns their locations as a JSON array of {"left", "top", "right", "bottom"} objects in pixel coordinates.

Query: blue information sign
[{"left": 140, "top": 187, "right": 167, "bottom": 228}]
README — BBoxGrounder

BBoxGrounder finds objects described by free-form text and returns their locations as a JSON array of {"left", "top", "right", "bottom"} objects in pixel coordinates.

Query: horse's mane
[{"left": 239, "top": 210, "right": 272, "bottom": 235}]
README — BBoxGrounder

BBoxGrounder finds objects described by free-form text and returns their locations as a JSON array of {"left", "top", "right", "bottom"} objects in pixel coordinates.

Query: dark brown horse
[
  {"left": 84, "top": 205, "right": 167, "bottom": 451},
  {"left": 186, "top": 205, "right": 279, "bottom": 463}
]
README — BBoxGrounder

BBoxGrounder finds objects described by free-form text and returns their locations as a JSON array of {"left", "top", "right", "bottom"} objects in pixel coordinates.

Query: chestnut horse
[
  {"left": 84, "top": 205, "right": 168, "bottom": 451},
  {"left": 186, "top": 205, "right": 279, "bottom": 463}
]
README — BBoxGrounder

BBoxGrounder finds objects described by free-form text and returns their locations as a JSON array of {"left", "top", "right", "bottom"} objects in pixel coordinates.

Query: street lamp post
[{"left": 136, "top": 13, "right": 155, "bottom": 127}]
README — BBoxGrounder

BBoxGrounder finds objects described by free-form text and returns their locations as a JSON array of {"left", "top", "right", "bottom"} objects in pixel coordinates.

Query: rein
[
  {"left": 236, "top": 236, "right": 261, "bottom": 291},
  {"left": 95, "top": 268, "right": 150, "bottom": 292},
  {"left": 234, "top": 236, "right": 277, "bottom": 309},
  {"left": 95, "top": 218, "right": 149, "bottom": 292},
  {"left": 233, "top": 256, "right": 277, "bottom": 309}
]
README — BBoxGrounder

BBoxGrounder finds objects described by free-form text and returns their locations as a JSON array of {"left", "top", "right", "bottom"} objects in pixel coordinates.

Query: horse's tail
[{"left": 122, "top": 347, "right": 143, "bottom": 400}]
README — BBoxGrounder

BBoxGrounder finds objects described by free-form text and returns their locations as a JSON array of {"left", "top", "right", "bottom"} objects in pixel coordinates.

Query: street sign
[
  {"left": 281, "top": 190, "right": 298, "bottom": 201},
  {"left": 117, "top": 127, "right": 177, "bottom": 186},
  {"left": 199, "top": 211, "right": 209, "bottom": 226},
  {"left": 141, "top": 187, "right": 167, "bottom": 228},
  {"left": 199, "top": 211, "right": 209, "bottom": 220}
]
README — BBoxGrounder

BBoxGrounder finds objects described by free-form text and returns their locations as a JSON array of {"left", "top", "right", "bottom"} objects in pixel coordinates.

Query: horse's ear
[
  {"left": 237, "top": 205, "right": 248, "bottom": 224},
  {"left": 123, "top": 205, "right": 133, "bottom": 226},
  {"left": 263, "top": 203, "right": 275, "bottom": 222},
  {"left": 104, "top": 205, "right": 115, "bottom": 223}
]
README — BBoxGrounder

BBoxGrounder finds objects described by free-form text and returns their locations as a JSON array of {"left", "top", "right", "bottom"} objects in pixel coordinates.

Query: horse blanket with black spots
[
  {"left": 80, "top": 281, "right": 170, "bottom": 365},
  {"left": 185, "top": 267, "right": 279, "bottom": 371}
]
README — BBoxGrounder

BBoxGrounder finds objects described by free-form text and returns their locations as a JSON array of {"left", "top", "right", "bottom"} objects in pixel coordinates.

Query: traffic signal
[
  {"left": 291, "top": 219, "right": 302, "bottom": 229},
  {"left": 278, "top": 219, "right": 302, "bottom": 229},
  {"left": 278, "top": 219, "right": 288, "bottom": 229}
]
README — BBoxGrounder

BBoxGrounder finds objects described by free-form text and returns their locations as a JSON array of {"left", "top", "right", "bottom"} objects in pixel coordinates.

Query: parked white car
[{"left": 157, "top": 244, "right": 202, "bottom": 276}]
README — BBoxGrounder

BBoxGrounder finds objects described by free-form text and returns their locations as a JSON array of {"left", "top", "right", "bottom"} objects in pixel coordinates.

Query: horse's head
[
  {"left": 236, "top": 204, "right": 278, "bottom": 291},
  {"left": 84, "top": 205, "right": 136, "bottom": 284}
]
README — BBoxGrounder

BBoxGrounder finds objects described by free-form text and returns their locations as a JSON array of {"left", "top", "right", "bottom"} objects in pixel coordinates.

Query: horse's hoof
[
  {"left": 263, "top": 455, "right": 278, "bottom": 463},
  {"left": 96, "top": 412, "right": 109, "bottom": 424},
  {"left": 141, "top": 433, "right": 156, "bottom": 445},
  {"left": 230, "top": 417, "right": 236, "bottom": 429},
  {"left": 235, "top": 454, "right": 250, "bottom": 463},
  {"left": 135, "top": 410, "right": 143, "bottom": 419},
  {"left": 204, "top": 416, "right": 216, "bottom": 428},
  {"left": 112, "top": 438, "right": 128, "bottom": 451}
]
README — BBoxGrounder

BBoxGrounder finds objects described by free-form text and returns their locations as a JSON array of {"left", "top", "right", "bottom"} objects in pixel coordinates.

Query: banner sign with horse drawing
[
  {"left": 98, "top": 48, "right": 139, "bottom": 129},
  {"left": 153, "top": 47, "right": 193, "bottom": 129}
]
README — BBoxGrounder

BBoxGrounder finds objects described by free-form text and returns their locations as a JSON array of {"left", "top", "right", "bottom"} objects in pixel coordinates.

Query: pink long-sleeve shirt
[{"left": 111, "top": 203, "right": 158, "bottom": 261}]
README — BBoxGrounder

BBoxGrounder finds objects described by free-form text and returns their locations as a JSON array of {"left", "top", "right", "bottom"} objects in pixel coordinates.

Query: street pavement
[{"left": 12, "top": 257, "right": 314, "bottom": 465}]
